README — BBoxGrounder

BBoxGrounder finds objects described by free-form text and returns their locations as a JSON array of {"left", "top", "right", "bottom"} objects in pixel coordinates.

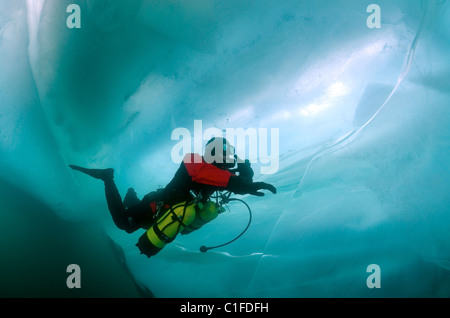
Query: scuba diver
[{"left": 69, "top": 137, "right": 276, "bottom": 258}]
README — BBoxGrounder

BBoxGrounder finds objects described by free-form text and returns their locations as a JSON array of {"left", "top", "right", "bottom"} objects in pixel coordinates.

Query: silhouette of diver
[{"left": 70, "top": 137, "right": 276, "bottom": 257}]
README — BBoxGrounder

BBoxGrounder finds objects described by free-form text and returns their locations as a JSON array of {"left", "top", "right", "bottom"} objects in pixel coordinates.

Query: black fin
[{"left": 69, "top": 165, "right": 114, "bottom": 181}]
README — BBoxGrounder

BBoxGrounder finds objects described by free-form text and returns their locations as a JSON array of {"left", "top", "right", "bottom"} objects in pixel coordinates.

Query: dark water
[{"left": 0, "top": 178, "right": 151, "bottom": 297}]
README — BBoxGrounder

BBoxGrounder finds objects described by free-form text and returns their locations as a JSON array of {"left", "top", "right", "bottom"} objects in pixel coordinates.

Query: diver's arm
[
  {"left": 229, "top": 158, "right": 254, "bottom": 183},
  {"left": 182, "top": 153, "right": 276, "bottom": 195},
  {"left": 227, "top": 175, "right": 277, "bottom": 196}
]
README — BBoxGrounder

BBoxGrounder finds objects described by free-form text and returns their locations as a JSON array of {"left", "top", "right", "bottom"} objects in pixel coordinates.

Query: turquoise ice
[{"left": 1, "top": 0, "right": 449, "bottom": 297}]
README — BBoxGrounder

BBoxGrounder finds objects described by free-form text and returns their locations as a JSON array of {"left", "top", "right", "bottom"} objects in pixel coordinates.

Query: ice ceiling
[{"left": 1, "top": 0, "right": 449, "bottom": 297}]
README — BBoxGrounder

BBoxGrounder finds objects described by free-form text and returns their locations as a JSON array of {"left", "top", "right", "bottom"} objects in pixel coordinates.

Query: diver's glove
[
  {"left": 230, "top": 159, "right": 254, "bottom": 183},
  {"left": 237, "top": 159, "right": 254, "bottom": 182},
  {"left": 227, "top": 175, "right": 277, "bottom": 197}
]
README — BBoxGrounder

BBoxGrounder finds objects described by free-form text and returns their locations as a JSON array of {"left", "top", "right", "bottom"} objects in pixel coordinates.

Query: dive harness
[{"left": 150, "top": 190, "right": 253, "bottom": 252}]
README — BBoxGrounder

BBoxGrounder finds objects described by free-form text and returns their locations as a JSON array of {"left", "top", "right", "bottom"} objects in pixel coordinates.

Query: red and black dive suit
[{"left": 109, "top": 153, "right": 275, "bottom": 257}]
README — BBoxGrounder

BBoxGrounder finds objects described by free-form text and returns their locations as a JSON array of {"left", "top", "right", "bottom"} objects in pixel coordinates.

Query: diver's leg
[
  {"left": 69, "top": 165, "right": 138, "bottom": 232},
  {"left": 103, "top": 178, "right": 130, "bottom": 230},
  {"left": 123, "top": 187, "right": 140, "bottom": 208},
  {"left": 104, "top": 182, "right": 144, "bottom": 233}
]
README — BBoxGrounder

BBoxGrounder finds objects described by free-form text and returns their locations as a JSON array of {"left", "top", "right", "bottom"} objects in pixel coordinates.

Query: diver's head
[{"left": 204, "top": 137, "right": 236, "bottom": 170}]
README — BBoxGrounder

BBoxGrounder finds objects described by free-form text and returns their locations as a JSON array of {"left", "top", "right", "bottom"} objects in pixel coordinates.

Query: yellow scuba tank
[
  {"left": 146, "top": 201, "right": 197, "bottom": 249},
  {"left": 181, "top": 200, "right": 221, "bottom": 235}
]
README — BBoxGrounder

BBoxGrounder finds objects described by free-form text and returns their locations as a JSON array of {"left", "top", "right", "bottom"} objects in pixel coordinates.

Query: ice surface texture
[{"left": 1, "top": 0, "right": 449, "bottom": 297}]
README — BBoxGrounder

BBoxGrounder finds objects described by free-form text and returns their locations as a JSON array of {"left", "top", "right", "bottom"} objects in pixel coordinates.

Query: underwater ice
[{"left": 1, "top": 0, "right": 450, "bottom": 297}]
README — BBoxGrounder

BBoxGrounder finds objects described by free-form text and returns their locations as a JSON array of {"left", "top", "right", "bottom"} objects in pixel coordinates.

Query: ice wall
[{"left": 1, "top": 0, "right": 449, "bottom": 297}]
